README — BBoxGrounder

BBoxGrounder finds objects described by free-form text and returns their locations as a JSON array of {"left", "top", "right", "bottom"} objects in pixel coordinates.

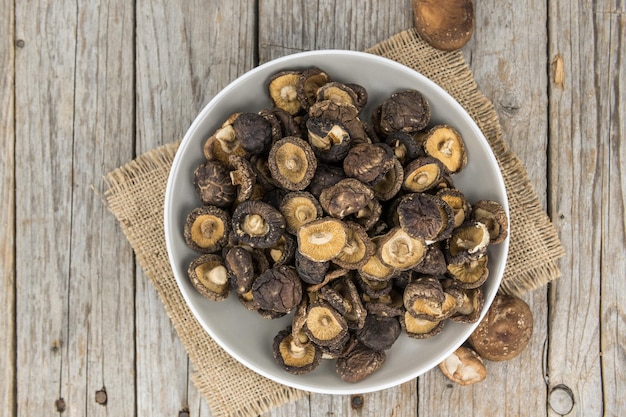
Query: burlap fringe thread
[{"left": 103, "top": 28, "right": 564, "bottom": 417}]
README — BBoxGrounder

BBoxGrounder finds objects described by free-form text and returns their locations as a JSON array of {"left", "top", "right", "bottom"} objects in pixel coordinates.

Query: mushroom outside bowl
[{"left": 164, "top": 50, "right": 509, "bottom": 395}]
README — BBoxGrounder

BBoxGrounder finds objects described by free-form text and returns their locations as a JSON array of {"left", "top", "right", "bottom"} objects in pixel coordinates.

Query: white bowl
[{"left": 164, "top": 50, "right": 509, "bottom": 395}]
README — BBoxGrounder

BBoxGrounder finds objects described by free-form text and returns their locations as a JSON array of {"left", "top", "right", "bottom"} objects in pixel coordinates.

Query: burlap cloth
[{"left": 103, "top": 29, "right": 565, "bottom": 417}]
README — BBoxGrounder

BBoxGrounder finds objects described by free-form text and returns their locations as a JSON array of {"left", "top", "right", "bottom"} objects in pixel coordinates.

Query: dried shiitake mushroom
[
  {"left": 377, "top": 227, "right": 427, "bottom": 270},
  {"left": 188, "top": 254, "right": 230, "bottom": 301},
  {"left": 279, "top": 191, "right": 323, "bottom": 234},
  {"left": 447, "top": 255, "right": 489, "bottom": 289},
  {"left": 358, "top": 237, "right": 397, "bottom": 282},
  {"left": 468, "top": 294, "right": 533, "bottom": 361},
  {"left": 266, "top": 233, "right": 296, "bottom": 266},
  {"left": 356, "top": 315, "right": 401, "bottom": 351},
  {"left": 308, "top": 100, "right": 369, "bottom": 144},
  {"left": 400, "top": 312, "right": 444, "bottom": 339},
  {"left": 231, "top": 112, "right": 273, "bottom": 154},
  {"left": 445, "top": 221, "right": 490, "bottom": 263},
  {"left": 316, "top": 82, "right": 360, "bottom": 107},
  {"left": 412, "top": 0, "right": 474, "bottom": 52},
  {"left": 273, "top": 327, "right": 322, "bottom": 375},
  {"left": 403, "top": 276, "right": 446, "bottom": 320},
  {"left": 331, "top": 277, "right": 367, "bottom": 330},
  {"left": 444, "top": 281, "right": 484, "bottom": 324},
  {"left": 306, "top": 117, "right": 351, "bottom": 163},
  {"left": 193, "top": 160, "right": 237, "bottom": 208},
  {"left": 333, "top": 221, "right": 375, "bottom": 270},
  {"left": 294, "top": 250, "right": 329, "bottom": 285},
  {"left": 184, "top": 206, "right": 231, "bottom": 253},
  {"left": 228, "top": 155, "right": 256, "bottom": 204},
  {"left": 397, "top": 193, "right": 454, "bottom": 242},
  {"left": 252, "top": 265, "right": 302, "bottom": 314},
  {"left": 422, "top": 125, "right": 467, "bottom": 174},
  {"left": 412, "top": 244, "right": 448, "bottom": 275},
  {"left": 297, "top": 217, "right": 347, "bottom": 262},
  {"left": 385, "top": 132, "right": 422, "bottom": 165},
  {"left": 437, "top": 188, "right": 471, "bottom": 228},
  {"left": 376, "top": 89, "right": 431, "bottom": 135},
  {"left": 268, "top": 136, "right": 317, "bottom": 191},
  {"left": 350, "top": 198, "right": 382, "bottom": 231},
  {"left": 231, "top": 200, "right": 286, "bottom": 249},
  {"left": 363, "top": 289, "right": 404, "bottom": 318},
  {"left": 305, "top": 301, "right": 349, "bottom": 347},
  {"left": 343, "top": 143, "right": 393, "bottom": 184},
  {"left": 307, "top": 164, "right": 346, "bottom": 198},
  {"left": 319, "top": 178, "right": 375, "bottom": 219},
  {"left": 372, "top": 158, "right": 404, "bottom": 201},
  {"left": 297, "top": 67, "right": 331, "bottom": 110},
  {"left": 336, "top": 343, "right": 385, "bottom": 383},
  {"left": 471, "top": 199, "right": 509, "bottom": 244},
  {"left": 268, "top": 70, "right": 303, "bottom": 115},
  {"left": 403, "top": 156, "right": 445, "bottom": 193},
  {"left": 439, "top": 346, "right": 487, "bottom": 386},
  {"left": 224, "top": 246, "right": 255, "bottom": 295},
  {"left": 344, "top": 83, "right": 368, "bottom": 110}
]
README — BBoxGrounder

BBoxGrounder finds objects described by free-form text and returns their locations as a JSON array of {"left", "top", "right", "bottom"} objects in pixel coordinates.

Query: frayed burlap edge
[
  {"left": 366, "top": 29, "right": 565, "bottom": 296},
  {"left": 104, "top": 142, "right": 306, "bottom": 417}
]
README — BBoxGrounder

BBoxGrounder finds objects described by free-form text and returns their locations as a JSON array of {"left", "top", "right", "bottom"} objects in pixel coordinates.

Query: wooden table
[{"left": 1, "top": 1, "right": 624, "bottom": 416}]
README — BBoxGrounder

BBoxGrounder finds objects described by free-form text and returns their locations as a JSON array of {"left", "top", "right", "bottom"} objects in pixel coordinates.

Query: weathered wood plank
[
  {"left": 601, "top": 9, "right": 626, "bottom": 417},
  {"left": 0, "top": 0, "right": 15, "bottom": 416},
  {"left": 547, "top": 0, "right": 615, "bottom": 415},
  {"left": 135, "top": 1, "right": 255, "bottom": 415},
  {"left": 421, "top": 0, "right": 550, "bottom": 415},
  {"left": 59, "top": 3, "right": 136, "bottom": 416},
  {"left": 14, "top": 1, "right": 78, "bottom": 415}
]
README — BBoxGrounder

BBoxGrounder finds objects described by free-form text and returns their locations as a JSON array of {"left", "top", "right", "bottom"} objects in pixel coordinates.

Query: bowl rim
[{"left": 164, "top": 49, "right": 510, "bottom": 394}]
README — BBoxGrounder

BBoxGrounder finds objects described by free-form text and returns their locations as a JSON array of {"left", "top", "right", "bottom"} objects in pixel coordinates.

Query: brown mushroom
[
  {"left": 268, "top": 70, "right": 303, "bottom": 115},
  {"left": 335, "top": 343, "right": 386, "bottom": 383},
  {"left": 306, "top": 117, "right": 351, "bottom": 163},
  {"left": 422, "top": 125, "right": 467, "bottom": 174},
  {"left": 403, "top": 156, "right": 445, "bottom": 193},
  {"left": 377, "top": 227, "right": 427, "bottom": 271},
  {"left": 412, "top": 244, "right": 448, "bottom": 275},
  {"left": 305, "top": 301, "right": 349, "bottom": 347},
  {"left": 319, "top": 178, "right": 375, "bottom": 219},
  {"left": 400, "top": 312, "right": 444, "bottom": 339},
  {"left": 471, "top": 199, "right": 509, "bottom": 244},
  {"left": 439, "top": 346, "right": 487, "bottom": 386},
  {"left": 356, "top": 273, "right": 394, "bottom": 299},
  {"left": 315, "top": 81, "right": 360, "bottom": 107},
  {"left": 251, "top": 265, "right": 303, "bottom": 314},
  {"left": 294, "top": 250, "right": 330, "bottom": 285},
  {"left": 228, "top": 155, "right": 256, "bottom": 204},
  {"left": 412, "top": 0, "right": 474, "bottom": 52},
  {"left": 344, "top": 83, "right": 368, "bottom": 110},
  {"left": 306, "top": 164, "right": 346, "bottom": 198},
  {"left": 333, "top": 221, "right": 375, "bottom": 270},
  {"left": 231, "top": 200, "right": 286, "bottom": 249},
  {"left": 266, "top": 233, "right": 296, "bottom": 266},
  {"left": 232, "top": 112, "right": 273, "bottom": 154},
  {"left": 184, "top": 206, "right": 231, "bottom": 253},
  {"left": 376, "top": 90, "right": 431, "bottom": 135},
  {"left": 343, "top": 143, "right": 393, "bottom": 184},
  {"left": 268, "top": 136, "right": 317, "bottom": 191},
  {"left": 279, "top": 191, "right": 323, "bottom": 234},
  {"left": 193, "top": 160, "right": 237, "bottom": 208},
  {"left": 308, "top": 100, "right": 369, "bottom": 143},
  {"left": 188, "top": 254, "right": 230, "bottom": 301},
  {"left": 468, "top": 294, "right": 533, "bottom": 361},
  {"left": 363, "top": 289, "right": 405, "bottom": 318},
  {"left": 437, "top": 188, "right": 471, "bottom": 228},
  {"left": 445, "top": 221, "right": 490, "bottom": 264},
  {"left": 331, "top": 277, "right": 367, "bottom": 330},
  {"left": 443, "top": 281, "right": 484, "bottom": 324},
  {"left": 397, "top": 193, "right": 454, "bottom": 242},
  {"left": 297, "top": 67, "right": 331, "bottom": 110},
  {"left": 446, "top": 255, "right": 489, "bottom": 289},
  {"left": 403, "top": 276, "right": 446, "bottom": 320},
  {"left": 356, "top": 315, "right": 401, "bottom": 351},
  {"left": 350, "top": 198, "right": 382, "bottom": 231},
  {"left": 358, "top": 237, "right": 397, "bottom": 282},
  {"left": 203, "top": 113, "right": 248, "bottom": 163},
  {"left": 273, "top": 327, "right": 322, "bottom": 375},
  {"left": 372, "top": 158, "right": 404, "bottom": 201},
  {"left": 385, "top": 132, "right": 423, "bottom": 165},
  {"left": 297, "top": 217, "right": 348, "bottom": 262},
  {"left": 224, "top": 246, "right": 256, "bottom": 295}
]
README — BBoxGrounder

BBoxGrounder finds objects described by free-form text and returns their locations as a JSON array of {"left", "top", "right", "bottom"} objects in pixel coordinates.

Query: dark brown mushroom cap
[
  {"left": 372, "top": 158, "right": 404, "bottom": 201},
  {"left": 269, "top": 107, "right": 303, "bottom": 138},
  {"left": 231, "top": 200, "right": 286, "bottom": 249},
  {"left": 412, "top": 0, "right": 474, "bottom": 52},
  {"left": 444, "top": 282, "right": 485, "bottom": 324},
  {"left": 224, "top": 246, "right": 255, "bottom": 295},
  {"left": 403, "top": 156, "right": 445, "bottom": 193},
  {"left": 349, "top": 198, "right": 382, "bottom": 231},
  {"left": 378, "top": 89, "right": 431, "bottom": 135},
  {"left": 306, "top": 163, "right": 346, "bottom": 198},
  {"left": 344, "top": 83, "right": 368, "bottom": 110},
  {"left": 183, "top": 205, "right": 231, "bottom": 253},
  {"left": 266, "top": 233, "right": 296, "bottom": 266},
  {"left": 228, "top": 155, "right": 256, "bottom": 204},
  {"left": 268, "top": 136, "right": 317, "bottom": 191},
  {"left": 332, "top": 221, "right": 375, "bottom": 270},
  {"left": 403, "top": 276, "right": 446, "bottom": 319},
  {"left": 439, "top": 346, "right": 487, "bottom": 386},
  {"left": 315, "top": 81, "right": 360, "bottom": 107},
  {"left": 357, "top": 237, "right": 398, "bottom": 282},
  {"left": 468, "top": 294, "right": 533, "bottom": 361},
  {"left": 232, "top": 112, "right": 273, "bottom": 154},
  {"left": 412, "top": 244, "right": 448, "bottom": 275},
  {"left": 273, "top": 327, "right": 322, "bottom": 375},
  {"left": 304, "top": 301, "right": 349, "bottom": 347},
  {"left": 471, "top": 199, "right": 509, "bottom": 244},
  {"left": 356, "top": 315, "right": 402, "bottom": 351},
  {"left": 268, "top": 70, "right": 303, "bottom": 115},
  {"left": 363, "top": 289, "right": 405, "bottom": 318},
  {"left": 279, "top": 191, "right": 323, "bottom": 235},
  {"left": 335, "top": 343, "right": 386, "bottom": 383},
  {"left": 437, "top": 188, "right": 471, "bottom": 228},
  {"left": 308, "top": 100, "right": 369, "bottom": 143},
  {"left": 422, "top": 125, "right": 467, "bottom": 174},
  {"left": 296, "top": 217, "right": 348, "bottom": 262},
  {"left": 397, "top": 193, "right": 454, "bottom": 242},
  {"left": 193, "top": 160, "right": 237, "bottom": 208},
  {"left": 297, "top": 67, "right": 331, "bottom": 110},
  {"left": 305, "top": 117, "right": 351, "bottom": 163},
  {"left": 445, "top": 221, "right": 491, "bottom": 263},
  {"left": 385, "top": 132, "right": 423, "bottom": 164},
  {"left": 187, "top": 254, "right": 230, "bottom": 301},
  {"left": 294, "top": 250, "right": 330, "bottom": 285},
  {"left": 377, "top": 226, "right": 427, "bottom": 270},
  {"left": 251, "top": 265, "right": 302, "bottom": 314},
  {"left": 319, "top": 178, "right": 375, "bottom": 219},
  {"left": 343, "top": 143, "right": 394, "bottom": 184},
  {"left": 356, "top": 273, "right": 394, "bottom": 298},
  {"left": 319, "top": 286, "right": 351, "bottom": 316},
  {"left": 331, "top": 277, "right": 367, "bottom": 330},
  {"left": 400, "top": 311, "right": 445, "bottom": 339}
]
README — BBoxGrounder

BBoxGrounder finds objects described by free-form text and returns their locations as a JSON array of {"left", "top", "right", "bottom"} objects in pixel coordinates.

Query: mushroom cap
[
  {"left": 251, "top": 265, "right": 303, "bottom": 314},
  {"left": 412, "top": 244, "right": 448, "bottom": 275},
  {"left": 228, "top": 155, "right": 257, "bottom": 204},
  {"left": 412, "top": 0, "right": 474, "bottom": 52},
  {"left": 437, "top": 188, "right": 471, "bottom": 228},
  {"left": 304, "top": 301, "right": 349, "bottom": 347},
  {"left": 400, "top": 311, "right": 445, "bottom": 339},
  {"left": 403, "top": 276, "right": 446, "bottom": 320},
  {"left": 377, "top": 89, "right": 431, "bottom": 134},
  {"left": 397, "top": 193, "right": 454, "bottom": 242},
  {"left": 268, "top": 70, "right": 303, "bottom": 115},
  {"left": 377, "top": 227, "right": 427, "bottom": 270},
  {"left": 439, "top": 346, "right": 487, "bottom": 386},
  {"left": 316, "top": 82, "right": 360, "bottom": 107},
  {"left": 279, "top": 191, "right": 323, "bottom": 234},
  {"left": 356, "top": 314, "right": 402, "bottom": 351},
  {"left": 319, "top": 178, "right": 375, "bottom": 219},
  {"left": 335, "top": 343, "right": 386, "bottom": 383},
  {"left": 471, "top": 199, "right": 509, "bottom": 244},
  {"left": 403, "top": 156, "right": 445, "bottom": 193},
  {"left": 332, "top": 221, "right": 375, "bottom": 270},
  {"left": 385, "top": 131, "right": 422, "bottom": 165},
  {"left": 268, "top": 136, "right": 318, "bottom": 191},
  {"left": 193, "top": 160, "right": 237, "bottom": 208},
  {"left": 183, "top": 205, "right": 231, "bottom": 253},
  {"left": 297, "top": 217, "right": 348, "bottom": 262},
  {"left": 273, "top": 327, "right": 322, "bottom": 375},
  {"left": 297, "top": 67, "right": 331, "bottom": 110},
  {"left": 224, "top": 246, "right": 255, "bottom": 295},
  {"left": 343, "top": 143, "right": 393, "bottom": 184},
  {"left": 372, "top": 158, "right": 404, "bottom": 201},
  {"left": 446, "top": 255, "right": 489, "bottom": 289},
  {"left": 231, "top": 200, "right": 286, "bottom": 249},
  {"left": 187, "top": 254, "right": 230, "bottom": 301},
  {"left": 306, "top": 163, "right": 346, "bottom": 198},
  {"left": 422, "top": 124, "right": 467, "bottom": 174},
  {"left": 468, "top": 294, "right": 533, "bottom": 361},
  {"left": 306, "top": 117, "right": 351, "bottom": 163},
  {"left": 294, "top": 250, "right": 330, "bottom": 284},
  {"left": 232, "top": 112, "right": 273, "bottom": 154},
  {"left": 445, "top": 221, "right": 491, "bottom": 263},
  {"left": 308, "top": 100, "right": 369, "bottom": 143}
]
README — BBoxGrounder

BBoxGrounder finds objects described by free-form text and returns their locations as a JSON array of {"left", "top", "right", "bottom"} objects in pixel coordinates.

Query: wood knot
[
  {"left": 15, "top": 39, "right": 25, "bottom": 48},
  {"left": 350, "top": 394, "right": 364, "bottom": 410},
  {"left": 178, "top": 409, "right": 190, "bottom": 417},
  {"left": 549, "top": 384, "right": 575, "bottom": 415},
  {"left": 55, "top": 398, "right": 66, "bottom": 413},
  {"left": 95, "top": 388, "right": 107, "bottom": 405}
]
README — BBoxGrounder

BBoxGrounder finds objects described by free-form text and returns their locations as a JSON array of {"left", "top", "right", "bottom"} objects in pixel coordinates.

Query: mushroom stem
[
  {"left": 242, "top": 214, "right": 269, "bottom": 236},
  {"left": 207, "top": 265, "right": 228, "bottom": 286}
]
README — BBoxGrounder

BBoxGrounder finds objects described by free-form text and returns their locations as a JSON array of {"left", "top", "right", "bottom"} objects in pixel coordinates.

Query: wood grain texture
[
  {"left": 420, "top": 0, "right": 550, "bottom": 414},
  {"left": 0, "top": 0, "right": 15, "bottom": 416},
  {"left": 547, "top": 0, "right": 617, "bottom": 415},
  {"left": 134, "top": 1, "right": 255, "bottom": 415}
]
